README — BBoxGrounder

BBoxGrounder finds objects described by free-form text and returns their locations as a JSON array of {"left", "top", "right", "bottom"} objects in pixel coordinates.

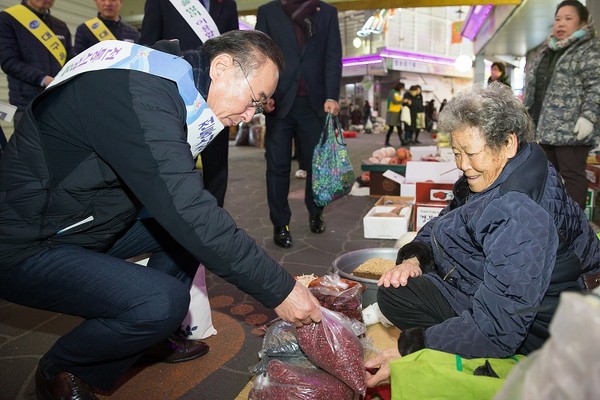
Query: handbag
[
  {"left": 416, "top": 111, "right": 426, "bottom": 129},
  {"left": 390, "top": 349, "right": 524, "bottom": 399},
  {"left": 400, "top": 106, "right": 411, "bottom": 125},
  {"left": 312, "top": 113, "right": 355, "bottom": 207},
  {"left": 177, "top": 264, "right": 217, "bottom": 339}
]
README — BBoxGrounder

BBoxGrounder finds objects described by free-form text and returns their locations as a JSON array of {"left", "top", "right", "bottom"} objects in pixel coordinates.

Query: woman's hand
[
  {"left": 365, "top": 347, "right": 401, "bottom": 387},
  {"left": 378, "top": 257, "right": 422, "bottom": 288}
]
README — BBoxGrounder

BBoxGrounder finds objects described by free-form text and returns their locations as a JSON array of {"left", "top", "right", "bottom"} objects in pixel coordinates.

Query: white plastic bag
[
  {"left": 494, "top": 288, "right": 600, "bottom": 400},
  {"left": 178, "top": 264, "right": 217, "bottom": 339},
  {"left": 401, "top": 105, "right": 411, "bottom": 125}
]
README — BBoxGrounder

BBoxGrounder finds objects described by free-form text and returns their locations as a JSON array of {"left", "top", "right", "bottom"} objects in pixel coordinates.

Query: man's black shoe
[
  {"left": 35, "top": 366, "right": 98, "bottom": 400},
  {"left": 309, "top": 213, "right": 325, "bottom": 234},
  {"left": 142, "top": 338, "right": 209, "bottom": 363},
  {"left": 274, "top": 226, "right": 293, "bottom": 248}
]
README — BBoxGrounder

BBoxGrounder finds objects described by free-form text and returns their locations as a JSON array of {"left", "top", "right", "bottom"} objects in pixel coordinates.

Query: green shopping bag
[
  {"left": 312, "top": 113, "right": 355, "bottom": 207},
  {"left": 390, "top": 349, "right": 525, "bottom": 399}
]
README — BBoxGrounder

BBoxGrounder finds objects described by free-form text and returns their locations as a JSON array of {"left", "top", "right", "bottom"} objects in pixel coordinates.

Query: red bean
[
  {"left": 296, "top": 308, "right": 366, "bottom": 396},
  {"left": 249, "top": 359, "right": 355, "bottom": 400}
]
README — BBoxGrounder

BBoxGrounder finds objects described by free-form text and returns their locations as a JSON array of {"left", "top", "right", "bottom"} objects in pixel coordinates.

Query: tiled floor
[{"left": 0, "top": 127, "right": 437, "bottom": 399}]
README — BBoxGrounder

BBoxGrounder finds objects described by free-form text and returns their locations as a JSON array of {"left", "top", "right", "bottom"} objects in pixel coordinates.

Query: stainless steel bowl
[{"left": 331, "top": 248, "right": 397, "bottom": 307}]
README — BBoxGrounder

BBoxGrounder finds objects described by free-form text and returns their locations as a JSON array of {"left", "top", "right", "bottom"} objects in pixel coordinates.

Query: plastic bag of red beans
[
  {"left": 248, "top": 359, "right": 355, "bottom": 400},
  {"left": 308, "top": 273, "right": 366, "bottom": 322},
  {"left": 296, "top": 307, "right": 366, "bottom": 396}
]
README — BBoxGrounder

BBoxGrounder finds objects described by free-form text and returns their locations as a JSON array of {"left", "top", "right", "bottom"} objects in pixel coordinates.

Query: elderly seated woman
[{"left": 366, "top": 82, "right": 600, "bottom": 387}]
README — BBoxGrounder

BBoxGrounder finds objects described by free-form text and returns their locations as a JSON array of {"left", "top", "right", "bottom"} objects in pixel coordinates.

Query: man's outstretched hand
[{"left": 274, "top": 282, "right": 322, "bottom": 327}]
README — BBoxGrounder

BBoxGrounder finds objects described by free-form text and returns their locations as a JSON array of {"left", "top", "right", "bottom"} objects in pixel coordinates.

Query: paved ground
[{"left": 0, "top": 127, "right": 437, "bottom": 400}]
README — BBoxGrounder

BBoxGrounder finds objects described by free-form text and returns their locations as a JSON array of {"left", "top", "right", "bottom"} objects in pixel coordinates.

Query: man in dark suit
[
  {"left": 256, "top": 0, "right": 342, "bottom": 248},
  {"left": 139, "top": 0, "right": 238, "bottom": 208}
]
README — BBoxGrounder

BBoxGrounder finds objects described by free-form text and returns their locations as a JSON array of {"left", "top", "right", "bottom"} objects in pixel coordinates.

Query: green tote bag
[{"left": 390, "top": 349, "right": 525, "bottom": 399}]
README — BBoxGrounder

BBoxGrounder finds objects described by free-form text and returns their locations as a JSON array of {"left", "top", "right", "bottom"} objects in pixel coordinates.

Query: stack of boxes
[
  {"left": 362, "top": 147, "right": 460, "bottom": 239},
  {"left": 413, "top": 182, "right": 455, "bottom": 231}
]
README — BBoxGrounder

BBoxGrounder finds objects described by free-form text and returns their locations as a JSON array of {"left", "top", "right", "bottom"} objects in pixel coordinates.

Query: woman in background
[
  {"left": 488, "top": 61, "right": 511, "bottom": 87},
  {"left": 523, "top": 0, "right": 600, "bottom": 209},
  {"left": 385, "top": 82, "right": 406, "bottom": 146}
]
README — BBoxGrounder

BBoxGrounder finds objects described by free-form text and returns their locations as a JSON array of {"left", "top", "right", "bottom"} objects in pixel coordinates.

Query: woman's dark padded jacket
[
  {"left": 398, "top": 143, "right": 600, "bottom": 358},
  {"left": 0, "top": 54, "right": 296, "bottom": 309}
]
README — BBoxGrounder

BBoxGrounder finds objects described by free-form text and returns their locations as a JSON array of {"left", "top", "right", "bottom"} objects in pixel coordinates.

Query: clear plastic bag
[
  {"left": 308, "top": 273, "right": 366, "bottom": 322},
  {"left": 248, "top": 320, "right": 311, "bottom": 375},
  {"left": 249, "top": 359, "right": 356, "bottom": 400},
  {"left": 494, "top": 288, "right": 600, "bottom": 400},
  {"left": 296, "top": 307, "right": 366, "bottom": 396}
]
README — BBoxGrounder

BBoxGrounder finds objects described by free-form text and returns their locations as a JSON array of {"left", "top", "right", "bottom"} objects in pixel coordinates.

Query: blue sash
[{"left": 48, "top": 40, "right": 224, "bottom": 157}]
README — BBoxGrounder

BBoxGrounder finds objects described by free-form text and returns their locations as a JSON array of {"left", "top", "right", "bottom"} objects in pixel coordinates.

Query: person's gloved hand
[{"left": 574, "top": 117, "right": 594, "bottom": 140}]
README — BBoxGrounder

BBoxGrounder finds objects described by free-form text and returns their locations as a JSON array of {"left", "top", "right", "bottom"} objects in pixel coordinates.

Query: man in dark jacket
[
  {"left": 139, "top": 0, "right": 239, "bottom": 208},
  {"left": 0, "top": 30, "right": 321, "bottom": 399},
  {"left": 255, "top": 0, "right": 342, "bottom": 248},
  {"left": 0, "top": 0, "right": 74, "bottom": 130},
  {"left": 74, "top": 0, "right": 140, "bottom": 54}
]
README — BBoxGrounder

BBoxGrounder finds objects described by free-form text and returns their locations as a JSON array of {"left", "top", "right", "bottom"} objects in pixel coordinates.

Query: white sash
[
  {"left": 48, "top": 40, "right": 224, "bottom": 157},
  {"left": 168, "top": 0, "right": 220, "bottom": 41}
]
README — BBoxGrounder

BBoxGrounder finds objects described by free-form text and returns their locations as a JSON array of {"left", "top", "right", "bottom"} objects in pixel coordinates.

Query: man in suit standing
[
  {"left": 256, "top": 0, "right": 342, "bottom": 248},
  {"left": 139, "top": 0, "right": 238, "bottom": 208}
]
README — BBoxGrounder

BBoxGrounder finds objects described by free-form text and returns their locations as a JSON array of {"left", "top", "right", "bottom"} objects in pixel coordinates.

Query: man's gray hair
[
  {"left": 437, "top": 82, "right": 534, "bottom": 150},
  {"left": 203, "top": 30, "right": 284, "bottom": 76}
]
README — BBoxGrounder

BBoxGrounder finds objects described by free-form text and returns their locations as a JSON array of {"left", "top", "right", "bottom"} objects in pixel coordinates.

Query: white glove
[{"left": 574, "top": 117, "right": 594, "bottom": 141}]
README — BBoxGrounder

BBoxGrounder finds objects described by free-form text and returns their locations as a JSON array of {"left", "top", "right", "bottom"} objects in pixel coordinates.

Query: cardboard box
[
  {"left": 413, "top": 182, "right": 454, "bottom": 231},
  {"left": 363, "top": 197, "right": 413, "bottom": 239},
  {"left": 399, "top": 161, "right": 462, "bottom": 198},
  {"left": 369, "top": 171, "right": 401, "bottom": 196},
  {"left": 409, "top": 145, "right": 437, "bottom": 161},
  {"left": 405, "top": 161, "right": 462, "bottom": 184},
  {"left": 361, "top": 163, "right": 407, "bottom": 197},
  {"left": 375, "top": 195, "right": 415, "bottom": 206},
  {"left": 586, "top": 164, "right": 600, "bottom": 190}
]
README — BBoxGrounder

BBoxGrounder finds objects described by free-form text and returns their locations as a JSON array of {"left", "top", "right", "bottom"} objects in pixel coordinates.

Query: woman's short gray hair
[{"left": 437, "top": 82, "right": 534, "bottom": 150}]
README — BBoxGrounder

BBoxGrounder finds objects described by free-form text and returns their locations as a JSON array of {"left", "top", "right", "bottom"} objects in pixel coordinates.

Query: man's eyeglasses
[{"left": 233, "top": 59, "right": 267, "bottom": 115}]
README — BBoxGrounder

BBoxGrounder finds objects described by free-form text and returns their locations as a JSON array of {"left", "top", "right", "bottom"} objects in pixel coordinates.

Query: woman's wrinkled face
[
  {"left": 451, "top": 127, "right": 516, "bottom": 193},
  {"left": 553, "top": 5, "right": 585, "bottom": 40}
]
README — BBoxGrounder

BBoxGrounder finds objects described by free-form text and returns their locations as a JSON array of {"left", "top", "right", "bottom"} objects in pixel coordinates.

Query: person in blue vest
[
  {"left": 74, "top": 0, "right": 140, "bottom": 54},
  {"left": 0, "top": 0, "right": 75, "bottom": 130},
  {"left": 0, "top": 30, "right": 322, "bottom": 400},
  {"left": 523, "top": 0, "right": 600, "bottom": 210}
]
